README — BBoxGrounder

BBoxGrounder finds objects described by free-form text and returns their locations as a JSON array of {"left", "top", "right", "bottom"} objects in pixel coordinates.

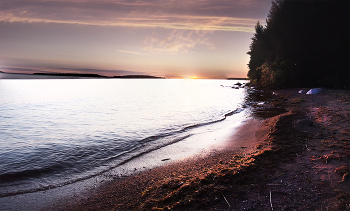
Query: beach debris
[
  {"left": 234, "top": 82, "right": 242, "bottom": 86},
  {"left": 298, "top": 90, "right": 307, "bottom": 94},
  {"left": 339, "top": 172, "right": 349, "bottom": 183},
  {"left": 335, "top": 166, "right": 350, "bottom": 183},
  {"left": 306, "top": 88, "right": 325, "bottom": 94},
  {"left": 222, "top": 193, "right": 231, "bottom": 207},
  {"left": 161, "top": 158, "right": 171, "bottom": 161},
  {"left": 270, "top": 191, "right": 274, "bottom": 211}
]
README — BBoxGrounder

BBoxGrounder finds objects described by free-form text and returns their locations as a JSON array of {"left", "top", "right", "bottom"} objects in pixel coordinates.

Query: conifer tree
[{"left": 247, "top": 0, "right": 349, "bottom": 89}]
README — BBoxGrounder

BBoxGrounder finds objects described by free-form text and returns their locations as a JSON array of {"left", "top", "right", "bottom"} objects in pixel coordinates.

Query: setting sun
[{"left": 183, "top": 76, "right": 199, "bottom": 79}]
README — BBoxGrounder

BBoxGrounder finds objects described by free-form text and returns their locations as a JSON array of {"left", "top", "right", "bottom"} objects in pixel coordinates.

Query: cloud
[
  {"left": 143, "top": 30, "right": 215, "bottom": 54},
  {"left": 117, "top": 50, "right": 148, "bottom": 55},
  {"left": 0, "top": 0, "right": 268, "bottom": 32},
  {"left": 0, "top": 67, "right": 43, "bottom": 73}
]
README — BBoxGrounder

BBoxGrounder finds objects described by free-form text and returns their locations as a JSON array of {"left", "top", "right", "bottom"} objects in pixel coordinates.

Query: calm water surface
[{"left": 0, "top": 79, "right": 247, "bottom": 197}]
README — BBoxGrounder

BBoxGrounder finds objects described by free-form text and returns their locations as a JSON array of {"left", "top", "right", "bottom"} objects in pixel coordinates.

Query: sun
[{"left": 183, "top": 75, "right": 199, "bottom": 79}]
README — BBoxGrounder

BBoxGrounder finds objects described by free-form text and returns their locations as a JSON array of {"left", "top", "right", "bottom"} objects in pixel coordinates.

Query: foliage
[
  {"left": 247, "top": 21, "right": 266, "bottom": 83},
  {"left": 247, "top": 0, "right": 350, "bottom": 89},
  {"left": 258, "top": 58, "right": 290, "bottom": 89}
]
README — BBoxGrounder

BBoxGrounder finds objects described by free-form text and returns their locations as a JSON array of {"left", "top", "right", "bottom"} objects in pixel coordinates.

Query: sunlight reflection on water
[{"left": 0, "top": 78, "right": 247, "bottom": 196}]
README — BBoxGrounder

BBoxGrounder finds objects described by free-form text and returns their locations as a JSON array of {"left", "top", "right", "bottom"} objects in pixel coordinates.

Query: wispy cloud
[
  {"left": 117, "top": 50, "right": 148, "bottom": 55},
  {"left": 143, "top": 30, "right": 215, "bottom": 54},
  {"left": 0, "top": 0, "right": 267, "bottom": 32},
  {"left": 0, "top": 67, "right": 43, "bottom": 73}
]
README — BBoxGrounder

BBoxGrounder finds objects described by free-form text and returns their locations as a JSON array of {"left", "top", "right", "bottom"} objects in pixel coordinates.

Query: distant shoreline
[
  {"left": 0, "top": 72, "right": 164, "bottom": 79},
  {"left": 0, "top": 72, "right": 248, "bottom": 80}
]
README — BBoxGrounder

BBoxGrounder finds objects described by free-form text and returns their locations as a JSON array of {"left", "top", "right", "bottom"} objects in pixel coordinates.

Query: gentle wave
[
  {"left": 0, "top": 164, "right": 65, "bottom": 183},
  {"left": 0, "top": 108, "right": 244, "bottom": 198},
  {"left": 0, "top": 79, "right": 248, "bottom": 198}
]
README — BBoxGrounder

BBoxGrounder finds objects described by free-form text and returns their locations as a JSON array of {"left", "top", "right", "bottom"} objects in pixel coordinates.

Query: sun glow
[{"left": 183, "top": 76, "right": 198, "bottom": 79}]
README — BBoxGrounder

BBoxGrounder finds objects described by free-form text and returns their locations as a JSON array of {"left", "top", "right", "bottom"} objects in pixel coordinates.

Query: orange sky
[{"left": 0, "top": 0, "right": 271, "bottom": 79}]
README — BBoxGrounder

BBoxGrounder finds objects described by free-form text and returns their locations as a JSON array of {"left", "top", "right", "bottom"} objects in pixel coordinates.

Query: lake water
[{"left": 0, "top": 78, "right": 249, "bottom": 198}]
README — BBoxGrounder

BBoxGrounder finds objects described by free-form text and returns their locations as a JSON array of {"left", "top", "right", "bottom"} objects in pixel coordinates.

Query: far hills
[{"left": 33, "top": 73, "right": 164, "bottom": 78}]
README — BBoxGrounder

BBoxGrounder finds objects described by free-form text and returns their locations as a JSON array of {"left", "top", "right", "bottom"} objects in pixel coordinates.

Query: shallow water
[{"left": 0, "top": 78, "right": 249, "bottom": 197}]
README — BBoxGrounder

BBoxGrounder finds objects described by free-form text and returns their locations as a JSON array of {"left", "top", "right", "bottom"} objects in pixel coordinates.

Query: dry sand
[{"left": 53, "top": 88, "right": 350, "bottom": 211}]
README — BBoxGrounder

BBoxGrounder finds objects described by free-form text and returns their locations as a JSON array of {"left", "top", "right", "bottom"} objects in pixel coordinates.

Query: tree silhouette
[
  {"left": 247, "top": 21, "right": 266, "bottom": 83},
  {"left": 247, "top": 0, "right": 349, "bottom": 89}
]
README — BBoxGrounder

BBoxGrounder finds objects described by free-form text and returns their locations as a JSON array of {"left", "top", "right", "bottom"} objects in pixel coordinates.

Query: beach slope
[{"left": 57, "top": 89, "right": 350, "bottom": 211}]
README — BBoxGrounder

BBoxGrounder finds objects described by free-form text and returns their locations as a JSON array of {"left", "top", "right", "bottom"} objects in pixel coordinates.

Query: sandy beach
[{"left": 47, "top": 88, "right": 350, "bottom": 210}]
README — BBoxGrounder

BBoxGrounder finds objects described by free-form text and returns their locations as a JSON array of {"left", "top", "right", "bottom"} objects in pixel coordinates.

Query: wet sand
[
  {"left": 4, "top": 88, "right": 349, "bottom": 210},
  {"left": 0, "top": 107, "right": 252, "bottom": 211},
  {"left": 53, "top": 118, "right": 268, "bottom": 211},
  {"left": 56, "top": 88, "right": 350, "bottom": 211}
]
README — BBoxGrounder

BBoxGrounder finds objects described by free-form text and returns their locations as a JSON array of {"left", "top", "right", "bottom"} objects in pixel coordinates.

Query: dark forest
[{"left": 247, "top": 0, "right": 349, "bottom": 89}]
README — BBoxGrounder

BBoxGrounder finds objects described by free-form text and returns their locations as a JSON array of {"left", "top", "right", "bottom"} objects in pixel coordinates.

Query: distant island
[
  {"left": 0, "top": 72, "right": 166, "bottom": 79},
  {"left": 113, "top": 75, "right": 164, "bottom": 79},
  {"left": 33, "top": 73, "right": 108, "bottom": 78},
  {"left": 33, "top": 73, "right": 164, "bottom": 79},
  {"left": 2, "top": 72, "right": 245, "bottom": 80}
]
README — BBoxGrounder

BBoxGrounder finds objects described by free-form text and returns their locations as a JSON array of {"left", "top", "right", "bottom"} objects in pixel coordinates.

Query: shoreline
[
  {"left": 55, "top": 113, "right": 276, "bottom": 210},
  {"left": 58, "top": 88, "right": 350, "bottom": 210},
  {"left": 0, "top": 104, "right": 252, "bottom": 211}
]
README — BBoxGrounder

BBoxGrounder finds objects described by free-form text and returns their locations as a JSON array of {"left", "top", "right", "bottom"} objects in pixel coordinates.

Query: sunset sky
[{"left": 0, "top": 0, "right": 272, "bottom": 79}]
